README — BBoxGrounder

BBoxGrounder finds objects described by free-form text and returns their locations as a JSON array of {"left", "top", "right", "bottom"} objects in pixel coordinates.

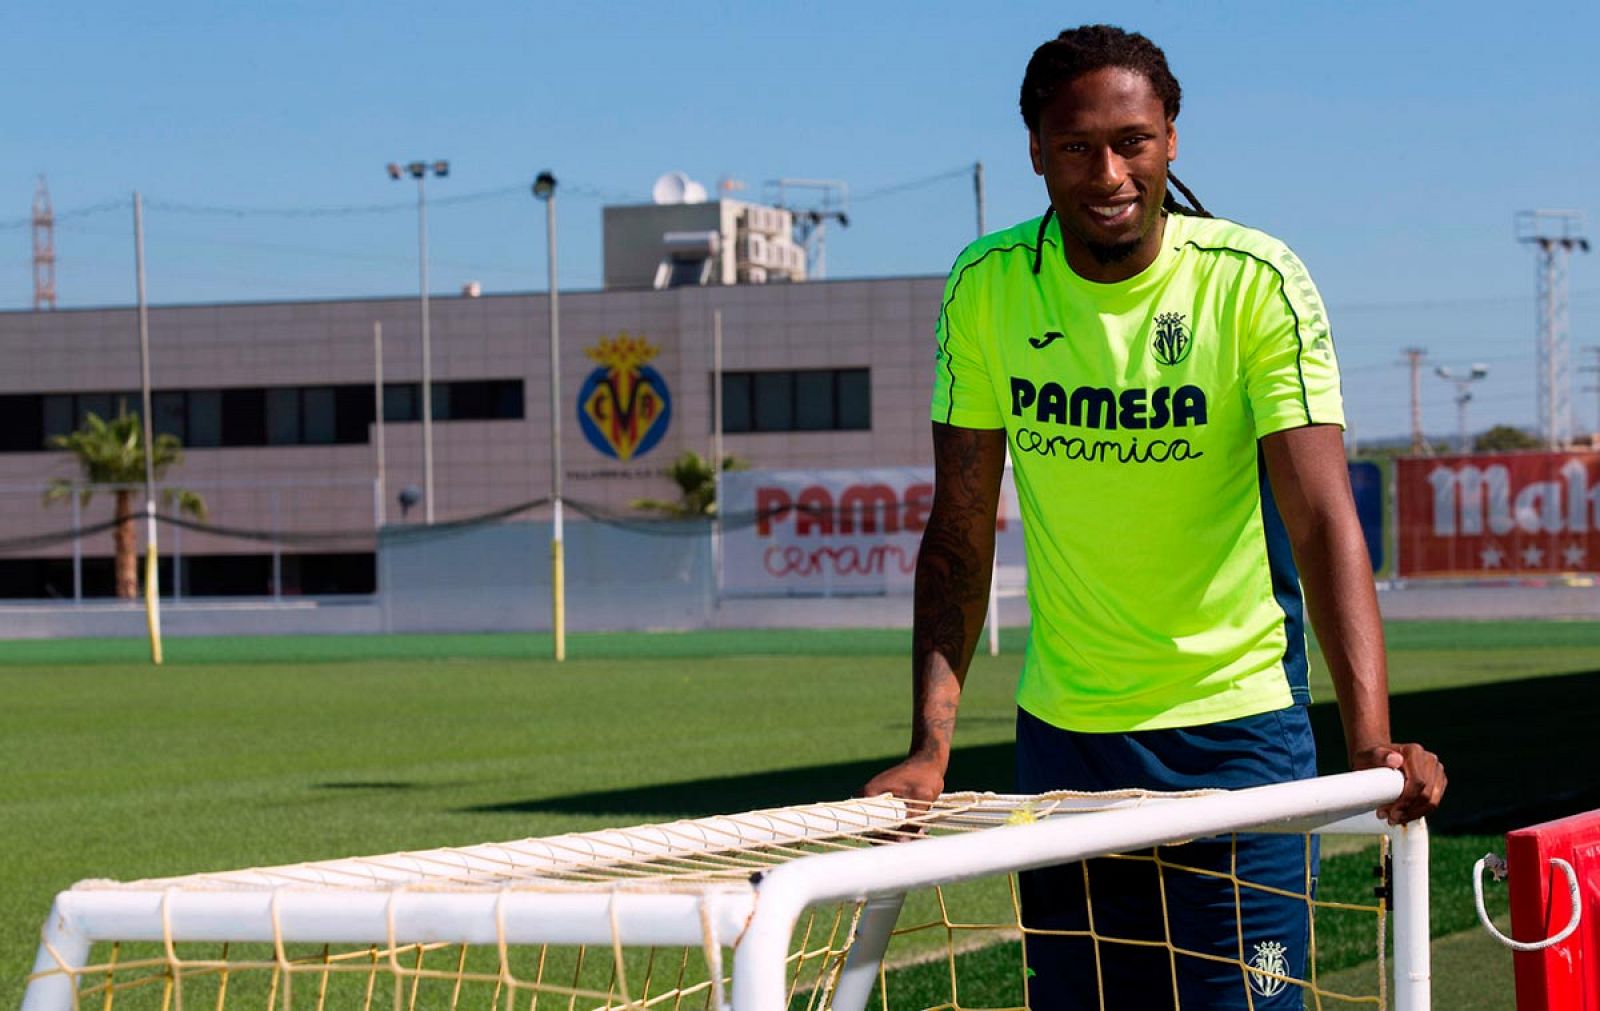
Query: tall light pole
[
  {"left": 133, "top": 191, "right": 162, "bottom": 664},
  {"left": 1435, "top": 363, "right": 1488, "bottom": 453},
  {"left": 533, "top": 171, "right": 565, "bottom": 661},
  {"left": 387, "top": 160, "right": 448, "bottom": 523},
  {"left": 711, "top": 309, "right": 724, "bottom": 607},
  {"left": 373, "top": 321, "right": 386, "bottom": 528}
]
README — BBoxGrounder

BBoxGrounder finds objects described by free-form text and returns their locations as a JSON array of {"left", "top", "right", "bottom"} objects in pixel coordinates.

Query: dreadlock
[
  {"left": 1165, "top": 172, "right": 1209, "bottom": 218},
  {"left": 1020, "top": 25, "right": 1210, "bottom": 218}
]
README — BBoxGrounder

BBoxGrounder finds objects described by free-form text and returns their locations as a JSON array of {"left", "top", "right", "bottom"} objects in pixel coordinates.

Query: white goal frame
[{"left": 25, "top": 768, "right": 1428, "bottom": 1010}]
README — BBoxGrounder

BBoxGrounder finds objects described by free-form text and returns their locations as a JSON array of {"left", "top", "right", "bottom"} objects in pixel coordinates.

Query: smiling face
[{"left": 1029, "top": 66, "right": 1177, "bottom": 283}]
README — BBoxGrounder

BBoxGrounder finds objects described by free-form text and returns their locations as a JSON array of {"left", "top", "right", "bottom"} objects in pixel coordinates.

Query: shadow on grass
[
  {"left": 1309, "top": 666, "right": 1600, "bottom": 834},
  {"left": 465, "top": 743, "right": 1017, "bottom": 819},
  {"left": 470, "top": 668, "right": 1600, "bottom": 835},
  {"left": 314, "top": 781, "right": 421, "bottom": 791}
]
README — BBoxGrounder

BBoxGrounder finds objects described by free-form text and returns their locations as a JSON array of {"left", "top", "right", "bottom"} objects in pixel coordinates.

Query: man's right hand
[{"left": 862, "top": 753, "right": 947, "bottom": 804}]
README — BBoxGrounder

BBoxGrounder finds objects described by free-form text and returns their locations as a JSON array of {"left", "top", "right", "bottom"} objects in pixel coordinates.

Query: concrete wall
[
  {"left": 0, "top": 597, "right": 383, "bottom": 639},
  {"left": 379, "top": 520, "right": 715, "bottom": 633}
]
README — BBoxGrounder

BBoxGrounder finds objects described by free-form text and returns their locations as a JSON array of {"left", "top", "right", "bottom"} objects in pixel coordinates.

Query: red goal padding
[{"left": 1508, "top": 809, "right": 1600, "bottom": 1010}]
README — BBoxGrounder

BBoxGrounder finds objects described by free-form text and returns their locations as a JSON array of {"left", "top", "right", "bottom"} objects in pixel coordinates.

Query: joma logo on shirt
[{"left": 1009, "top": 378, "right": 1208, "bottom": 430}]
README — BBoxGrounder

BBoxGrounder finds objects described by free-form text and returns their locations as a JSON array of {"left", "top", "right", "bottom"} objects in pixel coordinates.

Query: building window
[
  {"left": 302, "top": 387, "right": 337, "bottom": 445},
  {"left": 752, "top": 372, "right": 794, "bottom": 432},
  {"left": 188, "top": 390, "right": 223, "bottom": 447},
  {"left": 378, "top": 381, "right": 523, "bottom": 423},
  {"left": 42, "top": 395, "right": 74, "bottom": 441},
  {"left": 76, "top": 392, "right": 120, "bottom": 429},
  {"left": 793, "top": 371, "right": 835, "bottom": 430},
  {"left": 221, "top": 388, "right": 267, "bottom": 446},
  {"left": 0, "top": 379, "right": 524, "bottom": 453},
  {"left": 0, "top": 395, "right": 42, "bottom": 452},
  {"left": 153, "top": 391, "right": 187, "bottom": 442},
  {"left": 444, "top": 379, "right": 523, "bottom": 421},
  {"left": 383, "top": 383, "right": 417, "bottom": 423},
  {"left": 721, "top": 374, "right": 752, "bottom": 434},
  {"left": 0, "top": 552, "right": 378, "bottom": 599},
  {"left": 837, "top": 369, "right": 871, "bottom": 429},
  {"left": 719, "top": 369, "right": 870, "bottom": 433},
  {"left": 334, "top": 387, "right": 374, "bottom": 444},
  {"left": 40, "top": 391, "right": 137, "bottom": 442},
  {"left": 265, "top": 388, "right": 301, "bottom": 445}
]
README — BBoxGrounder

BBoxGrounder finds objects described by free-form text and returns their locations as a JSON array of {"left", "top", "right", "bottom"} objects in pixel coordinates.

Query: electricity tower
[
  {"left": 1516, "top": 211, "right": 1589, "bottom": 448},
  {"left": 32, "top": 176, "right": 56, "bottom": 310},
  {"left": 766, "top": 179, "right": 849, "bottom": 279},
  {"left": 1401, "top": 347, "right": 1430, "bottom": 454},
  {"left": 1582, "top": 345, "right": 1600, "bottom": 445}
]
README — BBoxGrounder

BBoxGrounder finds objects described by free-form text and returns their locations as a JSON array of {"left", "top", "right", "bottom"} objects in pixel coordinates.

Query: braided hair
[{"left": 1020, "top": 25, "right": 1209, "bottom": 218}]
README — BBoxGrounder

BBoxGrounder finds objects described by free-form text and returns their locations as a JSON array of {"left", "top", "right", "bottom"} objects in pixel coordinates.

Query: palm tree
[
  {"left": 44, "top": 412, "right": 206, "bottom": 599},
  {"left": 630, "top": 451, "right": 746, "bottom": 518}
]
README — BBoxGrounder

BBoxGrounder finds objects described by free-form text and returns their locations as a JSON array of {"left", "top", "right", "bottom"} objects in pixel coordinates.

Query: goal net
[{"left": 25, "top": 769, "right": 1428, "bottom": 1010}]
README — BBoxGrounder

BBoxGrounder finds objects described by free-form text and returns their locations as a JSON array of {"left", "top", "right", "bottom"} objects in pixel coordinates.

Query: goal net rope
[{"left": 25, "top": 768, "right": 1428, "bottom": 1010}]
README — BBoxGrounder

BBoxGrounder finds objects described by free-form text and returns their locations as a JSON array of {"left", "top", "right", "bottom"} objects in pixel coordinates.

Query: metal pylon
[
  {"left": 32, "top": 176, "right": 56, "bottom": 310},
  {"left": 1516, "top": 211, "right": 1590, "bottom": 448}
]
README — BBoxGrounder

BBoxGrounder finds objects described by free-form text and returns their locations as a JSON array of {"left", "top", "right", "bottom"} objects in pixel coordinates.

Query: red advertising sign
[
  {"left": 1396, "top": 452, "right": 1600, "bottom": 577},
  {"left": 721, "top": 467, "right": 1024, "bottom": 597}
]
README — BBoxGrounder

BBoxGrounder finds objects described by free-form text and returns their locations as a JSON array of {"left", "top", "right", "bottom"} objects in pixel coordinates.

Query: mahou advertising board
[
  {"left": 721, "top": 468, "right": 1024, "bottom": 596},
  {"left": 1397, "top": 451, "right": 1600, "bottom": 577}
]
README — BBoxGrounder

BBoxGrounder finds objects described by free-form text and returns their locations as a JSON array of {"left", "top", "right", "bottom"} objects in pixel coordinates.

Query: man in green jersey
[{"left": 865, "top": 25, "right": 1446, "bottom": 1009}]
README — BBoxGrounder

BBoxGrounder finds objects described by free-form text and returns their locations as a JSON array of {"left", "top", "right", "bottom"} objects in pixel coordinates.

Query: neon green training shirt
[{"left": 931, "top": 209, "right": 1345, "bottom": 733}]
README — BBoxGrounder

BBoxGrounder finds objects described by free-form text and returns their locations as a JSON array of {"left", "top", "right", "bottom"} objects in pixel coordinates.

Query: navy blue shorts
[{"left": 1015, "top": 705, "right": 1320, "bottom": 1010}]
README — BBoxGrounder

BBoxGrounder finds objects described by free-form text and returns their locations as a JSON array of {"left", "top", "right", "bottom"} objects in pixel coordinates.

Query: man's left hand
[{"left": 1352, "top": 743, "right": 1446, "bottom": 825}]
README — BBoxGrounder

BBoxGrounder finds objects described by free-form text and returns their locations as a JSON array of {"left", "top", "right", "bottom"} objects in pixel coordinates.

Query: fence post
[
  {"left": 271, "top": 489, "right": 283, "bottom": 601},
  {"left": 71, "top": 486, "right": 82, "bottom": 604},
  {"left": 172, "top": 501, "right": 182, "bottom": 601}
]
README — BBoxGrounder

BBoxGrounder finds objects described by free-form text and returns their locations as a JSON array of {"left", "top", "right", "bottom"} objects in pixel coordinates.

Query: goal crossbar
[{"left": 25, "top": 768, "right": 1428, "bottom": 1011}]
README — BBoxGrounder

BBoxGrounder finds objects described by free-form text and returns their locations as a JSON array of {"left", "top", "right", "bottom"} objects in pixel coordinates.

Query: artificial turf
[{"left": 3, "top": 620, "right": 1596, "bottom": 1007}]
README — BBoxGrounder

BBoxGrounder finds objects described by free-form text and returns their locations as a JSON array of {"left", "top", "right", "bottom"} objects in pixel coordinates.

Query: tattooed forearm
[
  {"left": 907, "top": 423, "right": 1007, "bottom": 758},
  {"left": 915, "top": 523, "right": 982, "bottom": 656}
]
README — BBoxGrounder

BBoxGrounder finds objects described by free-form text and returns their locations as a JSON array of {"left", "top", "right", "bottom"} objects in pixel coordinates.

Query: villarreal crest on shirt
[{"left": 932, "top": 211, "right": 1345, "bottom": 733}]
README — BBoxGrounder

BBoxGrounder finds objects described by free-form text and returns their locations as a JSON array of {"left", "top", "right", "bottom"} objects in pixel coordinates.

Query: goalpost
[{"left": 25, "top": 768, "right": 1428, "bottom": 1010}]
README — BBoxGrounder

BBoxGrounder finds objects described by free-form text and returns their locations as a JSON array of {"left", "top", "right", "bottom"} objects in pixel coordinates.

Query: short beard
[{"left": 1083, "top": 238, "right": 1141, "bottom": 266}]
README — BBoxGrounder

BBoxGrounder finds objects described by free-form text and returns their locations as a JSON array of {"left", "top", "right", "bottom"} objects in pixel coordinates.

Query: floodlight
[
  {"left": 532, "top": 171, "right": 557, "bottom": 201},
  {"left": 383, "top": 158, "right": 450, "bottom": 522}
]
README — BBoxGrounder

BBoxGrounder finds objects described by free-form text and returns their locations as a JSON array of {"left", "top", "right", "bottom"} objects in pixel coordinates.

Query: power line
[
  {"left": 1, "top": 181, "right": 637, "bottom": 231},
  {"left": 6, "top": 167, "right": 972, "bottom": 234},
  {"left": 143, "top": 180, "right": 636, "bottom": 218},
  {"left": 0, "top": 198, "right": 123, "bottom": 231},
  {"left": 1582, "top": 345, "right": 1600, "bottom": 438},
  {"left": 1340, "top": 352, "right": 1532, "bottom": 375},
  {"left": 853, "top": 165, "right": 971, "bottom": 203}
]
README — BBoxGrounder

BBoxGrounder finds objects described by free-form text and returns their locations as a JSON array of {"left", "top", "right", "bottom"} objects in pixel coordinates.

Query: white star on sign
[
  {"left": 1521, "top": 544, "right": 1545, "bottom": 567},
  {"left": 1480, "top": 545, "right": 1504, "bottom": 568},
  {"left": 1563, "top": 543, "right": 1588, "bottom": 568}
]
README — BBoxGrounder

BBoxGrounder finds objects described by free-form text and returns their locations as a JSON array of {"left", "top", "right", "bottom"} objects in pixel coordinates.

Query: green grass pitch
[{"left": 4, "top": 620, "right": 1599, "bottom": 1008}]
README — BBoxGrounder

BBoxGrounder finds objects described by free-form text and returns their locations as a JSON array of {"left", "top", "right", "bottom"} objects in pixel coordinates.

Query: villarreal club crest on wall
[{"left": 577, "top": 334, "right": 672, "bottom": 461}]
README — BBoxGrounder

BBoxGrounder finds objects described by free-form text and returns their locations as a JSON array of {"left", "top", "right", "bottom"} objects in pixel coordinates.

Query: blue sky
[{"left": 2, "top": 0, "right": 1597, "bottom": 441}]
